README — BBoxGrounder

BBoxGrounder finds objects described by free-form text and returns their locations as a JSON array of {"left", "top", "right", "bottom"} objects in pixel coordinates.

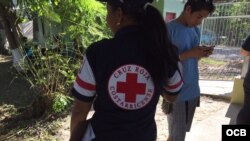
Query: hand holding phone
[
  {"left": 203, "top": 45, "right": 215, "bottom": 52},
  {"left": 202, "top": 45, "right": 215, "bottom": 57}
]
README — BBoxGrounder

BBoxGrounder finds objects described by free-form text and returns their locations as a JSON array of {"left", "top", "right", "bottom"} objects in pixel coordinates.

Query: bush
[{"left": 18, "top": 40, "right": 80, "bottom": 116}]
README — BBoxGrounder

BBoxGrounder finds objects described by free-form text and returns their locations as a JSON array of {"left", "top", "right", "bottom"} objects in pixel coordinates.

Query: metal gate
[{"left": 199, "top": 1, "right": 250, "bottom": 81}]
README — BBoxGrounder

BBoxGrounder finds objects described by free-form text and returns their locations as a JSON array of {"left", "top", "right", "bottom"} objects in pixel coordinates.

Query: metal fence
[
  {"left": 199, "top": 2, "right": 250, "bottom": 80},
  {"left": 200, "top": 2, "right": 250, "bottom": 48}
]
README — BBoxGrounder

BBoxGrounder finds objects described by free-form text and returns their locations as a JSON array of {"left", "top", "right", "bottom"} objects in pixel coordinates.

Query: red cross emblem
[
  {"left": 108, "top": 64, "right": 154, "bottom": 110},
  {"left": 117, "top": 73, "right": 146, "bottom": 103}
]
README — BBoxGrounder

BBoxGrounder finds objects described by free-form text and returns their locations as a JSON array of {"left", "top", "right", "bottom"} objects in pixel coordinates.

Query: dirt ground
[
  {"left": 55, "top": 96, "right": 230, "bottom": 141},
  {"left": 0, "top": 54, "right": 231, "bottom": 141},
  {"left": 0, "top": 55, "right": 38, "bottom": 118}
]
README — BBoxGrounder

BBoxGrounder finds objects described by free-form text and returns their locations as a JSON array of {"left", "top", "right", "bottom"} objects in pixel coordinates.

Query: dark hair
[
  {"left": 105, "top": 0, "right": 179, "bottom": 87},
  {"left": 184, "top": 0, "right": 215, "bottom": 14}
]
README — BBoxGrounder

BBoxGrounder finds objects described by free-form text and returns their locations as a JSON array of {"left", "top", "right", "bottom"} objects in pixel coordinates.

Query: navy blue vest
[
  {"left": 86, "top": 26, "right": 159, "bottom": 141},
  {"left": 242, "top": 35, "right": 250, "bottom": 80}
]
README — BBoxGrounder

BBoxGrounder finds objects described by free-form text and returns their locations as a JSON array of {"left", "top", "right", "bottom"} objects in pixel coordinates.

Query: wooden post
[{"left": 231, "top": 55, "right": 249, "bottom": 105}]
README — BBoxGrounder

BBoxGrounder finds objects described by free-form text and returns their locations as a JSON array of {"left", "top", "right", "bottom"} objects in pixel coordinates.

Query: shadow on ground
[
  {"left": 0, "top": 57, "right": 37, "bottom": 108},
  {"left": 225, "top": 103, "right": 242, "bottom": 125},
  {"left": 0, "top": 55, "right": 72, "bottom": 141},
  {"left": 0, "top": 56, "right": 40, "bottom": 139}
]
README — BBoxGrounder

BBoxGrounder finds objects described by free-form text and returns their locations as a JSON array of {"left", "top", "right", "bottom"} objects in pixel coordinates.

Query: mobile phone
[
  {"left": 208, "top": 45, "right": 215, "bottom": 48},
  {"left": 203, "top": 45, "right": 215, "bottom": 48},
  {"left": 203, "top": 45, "right": 215, "bottom": 52}
]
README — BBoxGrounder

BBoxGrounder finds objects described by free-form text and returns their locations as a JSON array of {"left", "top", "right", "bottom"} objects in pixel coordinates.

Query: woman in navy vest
[{"left": 69, "top": 0, "right": 183, "bottom": 140}]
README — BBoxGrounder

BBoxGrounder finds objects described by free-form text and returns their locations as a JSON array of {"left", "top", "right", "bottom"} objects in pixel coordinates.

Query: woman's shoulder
[
  {"left": 89, "top": 38, "right": 111, "bottom": 48},
  {"left": 87, "top": 38, "right": 112, "bottom": 52},
  {"left": 85, "top": 38, "right": 113, "bottom": 65}
]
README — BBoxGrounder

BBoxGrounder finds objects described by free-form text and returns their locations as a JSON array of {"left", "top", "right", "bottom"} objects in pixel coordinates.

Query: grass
[{"left": 199, "top": 58, "right": 226, "bottom": 66}]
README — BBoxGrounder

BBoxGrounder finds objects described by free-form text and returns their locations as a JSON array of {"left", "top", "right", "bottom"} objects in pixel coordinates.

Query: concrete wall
[{"left": 164, "top": 0, "right": 185, "bottom": 19}]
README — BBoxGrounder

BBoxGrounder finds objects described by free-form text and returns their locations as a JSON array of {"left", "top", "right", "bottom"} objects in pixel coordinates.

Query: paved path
[
  {"left": 186, "top": 103, "right": 240, "bottom": 141},
  {"left": 199, "top": 80, "right": 234, "bottom": 98}
]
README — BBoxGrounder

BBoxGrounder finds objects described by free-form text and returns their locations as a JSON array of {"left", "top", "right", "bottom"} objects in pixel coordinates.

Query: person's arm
[
  {"left": 69, "top": 49, "right": 96, "bottom": 140},
  {"left": 179, "top": 46, "right": 213, "bottom": 61},
  {"left": 240, "top": 48, "right": 250, "bottom": 56},
  {"left": 69, "top": 98, "right": 92, "bottom": 141},
  {"left": 162, "top": 64, "right": 183, "bottom": 103}
]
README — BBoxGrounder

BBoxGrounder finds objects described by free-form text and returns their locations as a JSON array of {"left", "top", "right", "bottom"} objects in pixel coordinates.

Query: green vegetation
[
  {"left": 209, "top": 0, "right": 250, "bottom": 46},
  {"left": 0, "top": 0, "right": 111, "bottom": 140},
  {"left": 199, "top": 58, "right": 226, "bottom": 66},
  {"left": 14, "top": 0, "right": 110, "bottom": 114}
]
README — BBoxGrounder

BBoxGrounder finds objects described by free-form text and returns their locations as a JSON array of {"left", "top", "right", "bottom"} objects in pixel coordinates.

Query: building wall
[{"left": 164, "top": 0, "right": 185, "bottom": 19}]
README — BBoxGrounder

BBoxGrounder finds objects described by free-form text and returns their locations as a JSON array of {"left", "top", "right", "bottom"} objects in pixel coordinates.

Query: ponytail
[{"left": 141, "top": 4, "right": 179, "bottom": 86}]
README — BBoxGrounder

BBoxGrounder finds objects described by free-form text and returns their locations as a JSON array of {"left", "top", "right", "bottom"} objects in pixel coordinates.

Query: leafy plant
[
  {"left": 5, "top": 0, "right": 112, "bottom": 116},
  {"left": 18, "top": 0, "right": 111, "bottom": 48},
  {"left": 18, "top": 39, "right": 80, "bottom": 115},
  {"left": 52, "top": 92, "right": 73, "bottom": 113}
]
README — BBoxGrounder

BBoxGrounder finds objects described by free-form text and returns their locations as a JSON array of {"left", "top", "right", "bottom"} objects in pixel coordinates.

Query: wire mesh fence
[
  {"left": 199, "top": 1, "right": 249, "bottom": 80},
  {"left": 200, "top": 2, "right": 250, "bottom": 48}
]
